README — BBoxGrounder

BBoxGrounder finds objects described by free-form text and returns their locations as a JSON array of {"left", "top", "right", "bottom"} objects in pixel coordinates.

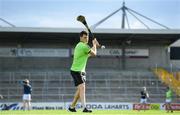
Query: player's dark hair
[{"left": 80, "top": 31, "right": 88, "bottom": 37}]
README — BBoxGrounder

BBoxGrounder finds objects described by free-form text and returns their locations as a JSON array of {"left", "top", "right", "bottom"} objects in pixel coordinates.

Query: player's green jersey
[
  {"left": 71, "top": 42, "right": 91, "bottom": 72},
  {"left": 166, "top": 89, "right": 173, "bottom": 99}
]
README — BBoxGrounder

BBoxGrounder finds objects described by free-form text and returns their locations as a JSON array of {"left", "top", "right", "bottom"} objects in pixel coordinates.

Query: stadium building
[{"left": 0, "top": 27, "right": 180, "bottom": 101}]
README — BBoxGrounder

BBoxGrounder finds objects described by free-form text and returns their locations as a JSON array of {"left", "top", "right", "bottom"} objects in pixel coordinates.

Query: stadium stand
[{"left": 0, "top": 69, "right": 179, "bottom": 103}]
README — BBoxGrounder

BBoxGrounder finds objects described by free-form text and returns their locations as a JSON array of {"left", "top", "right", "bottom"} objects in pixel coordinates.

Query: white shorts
[
  {"left": 165, "top": 99, "right": 172, "bottom": 103},
  {"left": 140, "top": 98, "right": 147, "bottom": 103},
  {"left": 23, "top": 94, "right": 31, "bottom": 101}
]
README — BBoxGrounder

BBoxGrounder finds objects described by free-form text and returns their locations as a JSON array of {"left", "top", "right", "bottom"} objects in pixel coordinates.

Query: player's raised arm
[{"left": 89, "top": 38, "right": 98, "bottom": 57}]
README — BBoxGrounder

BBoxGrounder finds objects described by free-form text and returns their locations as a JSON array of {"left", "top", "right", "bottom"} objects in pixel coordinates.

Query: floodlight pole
[
  {"left": 121, "top": 1, "right": 126, "bottom": 70},
  {"left": 121, "top": 2, "right": 126, "bottom": 29}
]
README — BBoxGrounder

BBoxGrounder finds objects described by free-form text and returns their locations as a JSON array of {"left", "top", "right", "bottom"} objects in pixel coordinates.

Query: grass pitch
[{"left": 1, "top": 110, "right": 180, "bottom": 115}]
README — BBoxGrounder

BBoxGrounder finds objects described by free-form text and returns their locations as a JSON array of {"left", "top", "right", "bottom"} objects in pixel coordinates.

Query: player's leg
[
  {"left": 71, "top": 88, "right": 80, "bottom": 108},
  {"left": 141, "top": 103, "right": 144, "bottom": 110},
  {"left": 143, "top": 103, "right": 146, "bottom": 111},
  {"left": 27, "top": 94, "right": 31, "bottom": 111},
  {"left": 78, "top": 83, "right": 92, "bottom": 112},
  {"left": 143, "top": 99, "right": 147, "bottom": 111},
  {"left": 168, "top": 103, "right": 173, "bottom": 113},
  {"left": 28, "top": 94, "right": 31, "bottom": 110},
  {"left": 141, "top": 100, "right": 146, "bottom": 111},
  {"left": 139, "top": 99, "right": 142, "bottom": 111},
  {"left": 68, "top": 71, "right": 81, "bottom": 112},
  {"left": 162, "top": 103, "right": 166, "bottom": 111},
  {"left": 139, "top": 99, "right": 144, "bottom": 111},
  {"left": 139, "top": 103, "right": 142, "bottom": 111},
  {"left": 164, "top": 100, "right": 168, "bottom": 112},
  {"left": 165, "top": 102, "right": 171, "bottom": 113},
  {"left": 27, "top": 100, "right": 31, "bottom": 110},
  {"left": 139, "top": 104, "right": 142, "bottom": 111},
  {"left": 165, "top": 99, "right": 172, "bottom": 112},
  {"left": 167, "top": 103, "right": 170, "bottom": 112},
  {"left": 22, "top": 94, "right": 26, "bottom": 110},
  {"left": 78, "top": 83, "right": 86, "bottom": 109},
  {"left": 23, "top": 100, "right": 26, "bottom": 110}
]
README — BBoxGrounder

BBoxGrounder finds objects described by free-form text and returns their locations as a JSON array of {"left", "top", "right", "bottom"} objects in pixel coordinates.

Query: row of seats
[{"left": 0, "top": 70, "right": 177, "bottom": 103}]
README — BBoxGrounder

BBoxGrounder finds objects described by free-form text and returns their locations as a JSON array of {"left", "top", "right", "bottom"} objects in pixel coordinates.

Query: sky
[{"left": 0, "top": 0, "right": 180, "bottom": 29}]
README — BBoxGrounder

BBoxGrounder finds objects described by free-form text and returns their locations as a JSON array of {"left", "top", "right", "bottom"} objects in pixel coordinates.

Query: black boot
[
  {"left": 83, "top": 108, "right": 92, "bottom": 113},
  {"left": 68, "top": 107, "right": 77, "bottom": 112}
]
